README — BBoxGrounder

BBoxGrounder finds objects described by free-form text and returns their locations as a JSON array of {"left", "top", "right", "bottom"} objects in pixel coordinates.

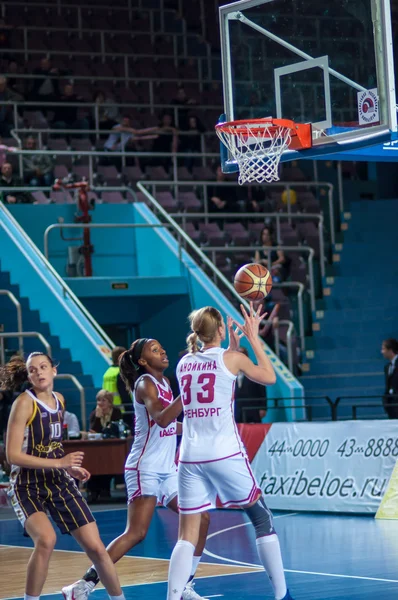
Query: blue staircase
[
  {"left": 0, "top": 203, "right": 116, "bottom": 428},
  {"left": 0, "top": 262, "right": 97, "bottom": 420},
  {"left": 301, "top": 199, "right": 398, "bottom": 419}
]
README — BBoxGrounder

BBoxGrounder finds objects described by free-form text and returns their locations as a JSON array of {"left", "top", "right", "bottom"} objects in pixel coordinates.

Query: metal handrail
[
  {"left": 0, "top": 331, "right": 51, "bottom": 365},
  {"left": 0, "top": 203, "right": 115, "bottom": 352},
  {"left": 1, "top": 147, "right": 220, "bottom": 187},
  {"left": 241, "top": 402, "right": 332, "bottom": 422},
  {"left": 172, "top": 209, "right": 326, "bottom": 277},
  {"left": 335, "top": 395, "right": 398, "bottom": 420},
  {"left": 273, "top": 319, "right": 296, "bottom": 374},
  {"left": 268, "top": 395, "right": 335, "bottom": 420},
  {"left": 203, "top": 245, "right": 316, "bottom": 311},
  {"left": 163, "top": 178, "right": 334, "bottom": 249},
  {"left": 55, "top": 374, "right": 87, "bottom": 433},
  {"left": 273, "top": 282, "right": 305, "bottom": 350},
  {"left": 138, "top": 182, "right": 310, "bottom": 351},
  {"left": 3, "top": 143, "right": 335, "bottom": 248},
  {"left": 44, "top": 222, "right": 174, "bottom": 262},
  {"left": 136, "top": 180, "right": 253, "bottom": 311},
  {"left": 0, "top": 290, "right": 23, "bottom": 355}
]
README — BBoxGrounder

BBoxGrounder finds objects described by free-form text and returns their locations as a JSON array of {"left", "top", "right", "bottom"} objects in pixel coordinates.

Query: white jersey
[
  {"left": 177, "top": 347, "right": 245, "bottom": 463},
  {"left": 125, "top": 374, "right": 177, "bottom": 474}
]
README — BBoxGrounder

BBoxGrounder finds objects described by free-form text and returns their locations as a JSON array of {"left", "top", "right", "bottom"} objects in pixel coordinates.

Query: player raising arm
[
  {"left": 167, "top": 303, "right": 294, "bottom": 600},
  {"left": 1, "top": 352, "right": 126, "bottom": 600},
  {"left": 63, "top": 338, "right": 209, "bottom": 600}
]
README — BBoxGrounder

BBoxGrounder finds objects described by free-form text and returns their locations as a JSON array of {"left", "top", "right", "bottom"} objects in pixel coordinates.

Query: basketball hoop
[{"left": 215, "top": 118, "right": 312, "bottom": 185}]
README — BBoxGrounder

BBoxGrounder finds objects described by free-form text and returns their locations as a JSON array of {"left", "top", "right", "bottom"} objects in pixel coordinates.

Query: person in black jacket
[
  {"left": 234, "top": 346, "right": 267, "bottom": 422},
  {"left": 381, "top": 338, "right": 398, "bottom": 419},
  {"left": 0, "top": 162, "right": 33, "bottom": 204}
]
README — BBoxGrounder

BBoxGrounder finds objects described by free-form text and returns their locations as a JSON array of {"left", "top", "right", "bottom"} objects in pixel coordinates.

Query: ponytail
[
  {"left": 186, "top": 332, "right": 200, "bottom": 354},
  {"left": 187, "top": 306, "right": 223, "bottom": 353},
  {"left": 119, "top": 338, "right": 149, "bottom": 393},
  {"left": 0, "top": 355, "right": 28, "bottom": 391}
]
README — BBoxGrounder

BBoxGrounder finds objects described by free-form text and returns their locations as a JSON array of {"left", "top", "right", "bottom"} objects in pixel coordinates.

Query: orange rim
[{"left": 216, "top": 118, "right": 312, "bottom": 150}]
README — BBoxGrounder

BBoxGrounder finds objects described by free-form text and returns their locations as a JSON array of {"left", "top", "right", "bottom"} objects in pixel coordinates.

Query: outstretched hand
[
  {"left": 227, "top": 315, "right": 244, "bottom": 350},
  {"left": 232, "top": 302, "right": 268, "bottom": 341}
]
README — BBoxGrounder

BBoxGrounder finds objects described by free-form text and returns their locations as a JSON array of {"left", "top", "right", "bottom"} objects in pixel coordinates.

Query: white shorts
[
  {"left": 178, "top": 454, "right": 260, "bottom": 513},
  {"left": 125, "top": 468, "right": 178, "bottom": 507}
]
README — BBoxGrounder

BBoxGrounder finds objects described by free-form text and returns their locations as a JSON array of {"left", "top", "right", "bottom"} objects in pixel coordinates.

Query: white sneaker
[
  {"left": 61, "top": 579, "right": 95, "bottom": 600},
  {"left": 182, "top": 582, "right": 209, "bottom": 600}
]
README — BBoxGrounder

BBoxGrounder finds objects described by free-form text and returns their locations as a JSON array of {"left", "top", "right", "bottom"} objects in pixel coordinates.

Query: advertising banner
[{"left": 251, "top": 421, "right": 398, "bottom": 513}]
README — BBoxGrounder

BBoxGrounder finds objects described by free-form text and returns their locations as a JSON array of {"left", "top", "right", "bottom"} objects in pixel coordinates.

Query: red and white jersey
[
  {"left": 177, "top": 347, "right": 245, "bottom": 463},
  {"left": 125, "top": 374, "right": 177, "bottom": 474}
]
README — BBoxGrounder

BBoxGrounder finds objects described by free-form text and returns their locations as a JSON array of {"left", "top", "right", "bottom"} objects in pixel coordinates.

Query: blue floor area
[{"left": 1, "top": 507, "right": 398, "bottom": 599}]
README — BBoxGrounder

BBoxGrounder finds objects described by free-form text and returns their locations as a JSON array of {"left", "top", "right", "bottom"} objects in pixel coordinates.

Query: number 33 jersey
[{"left": 177, "top": 347, "right": 246, "bottom": 463}]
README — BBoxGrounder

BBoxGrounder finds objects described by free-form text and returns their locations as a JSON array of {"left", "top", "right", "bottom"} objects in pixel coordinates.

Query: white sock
[
  {"left": 109, "top": 594, "right": 125, "bottom": 600},
  {"left": 24, "top": 596, "right": 40, "bottom": 600},
  {"left": 167, "top": 540, "right": 195, "bottom": 600},
  {"left": 186, "top": 554, "right": 202, "bottom": 584},
  {"left": 256, "top": 534, "right": 287, "bottom": 600}
]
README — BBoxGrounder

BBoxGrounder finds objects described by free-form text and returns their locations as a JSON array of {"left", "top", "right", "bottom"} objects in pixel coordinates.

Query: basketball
[{"left": 234, "top": 263, "right": 273, "bottom": 301}]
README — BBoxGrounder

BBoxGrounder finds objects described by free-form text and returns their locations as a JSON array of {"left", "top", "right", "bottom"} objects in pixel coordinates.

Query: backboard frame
[{"left": 219, "top": 0, "right": 397, "bottom": 169}]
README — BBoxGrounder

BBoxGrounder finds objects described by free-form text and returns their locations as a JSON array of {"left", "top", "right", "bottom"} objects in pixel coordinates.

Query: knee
[
  {"left": 125, "top": 525, "right": 148, "bottom": 545},
  {"left": 86, "top": 541, "right": 108, "bottom": 563},
  {"left": 35, "top": 532, "right": 57, "bottom": 555}
]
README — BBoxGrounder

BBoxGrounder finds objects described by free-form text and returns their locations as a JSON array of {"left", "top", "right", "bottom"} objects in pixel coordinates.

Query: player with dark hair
[
  {"left": 167, "top": 303, "right": 294, "bottom": 600},
  {"left": 1, "top": 352, "right": 126, "bottom": 600},
  {"left": 62, "top": 338, "right": 210, "bottom": 600}
]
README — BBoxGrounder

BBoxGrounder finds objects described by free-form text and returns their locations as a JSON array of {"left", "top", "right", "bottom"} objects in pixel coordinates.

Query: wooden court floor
[{"left": 1, "top": 506, "right": 398, "bottom": 600}]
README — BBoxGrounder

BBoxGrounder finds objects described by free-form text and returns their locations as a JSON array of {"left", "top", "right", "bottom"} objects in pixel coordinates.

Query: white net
[{"left": 216, "top": 121, "right": 292, "bottom": 185}]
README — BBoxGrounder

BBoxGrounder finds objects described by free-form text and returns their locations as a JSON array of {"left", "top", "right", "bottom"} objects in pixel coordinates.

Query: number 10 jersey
[{"left": 177, "top": 347, "right": 245, "bottom": 463}]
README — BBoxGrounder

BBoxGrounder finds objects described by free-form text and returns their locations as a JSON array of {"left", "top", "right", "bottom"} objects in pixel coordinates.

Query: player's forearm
[
  {"left": 249, "top": 337, "right": 277, "bottom": 384},
  {"left": 6, "top": 451, "right": 64, "bottom": 470},
  {"left": 156, "top": 396, "right": 183, "bottom": 428}
]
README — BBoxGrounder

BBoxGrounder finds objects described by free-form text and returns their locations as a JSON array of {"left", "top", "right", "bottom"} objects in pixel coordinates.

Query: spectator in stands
[
  {"left": 5, "top": 60, "right": 23, "bottom": 96},
  {"left": 0, "top": 18, "right": 13, "bottom": 57},
  {"left": 259, "top": 303, "right": 280, "bottom": 350},
  {"left": 0, "top": 162, "right": 33, "bottom": 204},
  {"left": 254, "top": 226, "right": 288, "bottom": 282},
  {"left": 0, "top": 136, "right": 17, "bottom": 168},
  {"left": 22, "top": 135, "right": 54, "bottom": 187},
  {"left": 173, "top": 86, "right": 197, "bottom": 130},
  {"left": 151, "top": 111, "right": 179, "bottom": 172},
  {"left": 208, "top": 165, "right": 237, "bottom": 216},
  {"left": 104, "top": 115, "right": 158, "bottom": 152},
  {"left": 88, "top": 390, "right": 123, "bottom": 502},
  {"left": 180, "top": 114, "right": 205, "bottom": 169},
  {"left": 103, "top": 115, "right": 159, "bottom": 168},
  {"left": 235, "top": 346, "right": 266, "bottom": 423},
  {"left": 30, "top": 56, "right": 61, "bottom": 103},
  {"left": 92, "top": 90, "right": 120, "bottom": 131},
  {"left": 63, "top": 405, "right": 81, "bottom": 439},
  {"left": 52, "top": 82, "right": 89, "bottom": 135},
  {"left": 381, "top": 338, "right": 398, "bottom": 419},
  {"left": 0, "top": 76, "right": 23, "bottom": 136},
  {"left": 102, "top": 346, "right": 133, "bottom": 428},
  {"left": 89, "top": 389, "right": 123, "bottom": 434},
  {"left": 0, "top": 386, "right": 12, "bottom": 440}
]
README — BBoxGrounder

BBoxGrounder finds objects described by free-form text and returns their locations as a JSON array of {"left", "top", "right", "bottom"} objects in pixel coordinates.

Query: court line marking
[
  {"left": 0, "top": 570, "right": 260, "bottom": 600},
  {"left": 0, "top": 544, "right": 256, "bottom": 565},
  {"left": 203, "top": 517, "right": 398, "bottom": 584}
]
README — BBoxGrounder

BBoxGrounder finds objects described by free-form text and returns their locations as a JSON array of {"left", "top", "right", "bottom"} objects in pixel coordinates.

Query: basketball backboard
[{"left": 219, "top": 0, "right": 397, "bottom": 171}]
